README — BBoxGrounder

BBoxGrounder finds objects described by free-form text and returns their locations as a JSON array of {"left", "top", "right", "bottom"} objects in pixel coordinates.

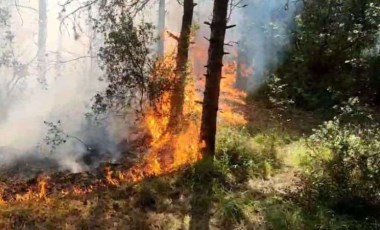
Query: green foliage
[
  {"left": 300, "top": 98, "right": 380, "bottom": 218},
  {"left": 215, "top": 126, "right": 284, "bottom": 183},
  {"left": 263, "top": 0, "right": 380, "bottom": 110},
  {"left": 215, "top": 127, "right": 260, "bottom": 181},
  {"left": 216, "top": 195, "right": 246, "bottom": 227},
  {"left": 43, "top": 121, "right": 68, "bottom": 153},
  {"left": 43, "top": 120, "right": 91, "bottom": 154},
  {"left": 259, "top": 199, "right": 380, "bottom": 230},
  {"left": 93, "top": 14, "right": 155, "bottom": 115}
]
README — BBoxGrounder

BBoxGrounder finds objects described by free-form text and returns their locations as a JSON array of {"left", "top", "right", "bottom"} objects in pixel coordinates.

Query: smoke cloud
[
  {"left": 0, "top": 1, "right": 125, "bottom": 173},
  {"left": 236, "top": 0, "right": 299, "bottom": 90},
  {"left": 0, "top": 0, "right": 300, "bottom": 175}
]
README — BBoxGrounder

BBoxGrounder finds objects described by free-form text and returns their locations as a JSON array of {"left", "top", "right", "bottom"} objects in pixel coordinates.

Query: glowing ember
[
  {"left": 0, "top": 187, "right": 4, "bottom": 205},
  {"left": 72, "top": 185, "right": 94, "bottom": 195},
  {"left": 14, "top": 175, "right": 49, "bottom": 202},
  {"left": 37, "top": 176, "right": 48, "bottom": 200},
  {"left": 105, "top": 167, "right": 120, "bottom": 186}
]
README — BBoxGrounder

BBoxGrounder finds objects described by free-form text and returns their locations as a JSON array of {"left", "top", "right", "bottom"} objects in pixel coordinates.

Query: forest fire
[
  {"left": 14, "top": 175, "right": 48, "bottom": 202},
  {"left": 219, "top": 61, "right": 248, "bottom": 126},
  {"left": 115, "top": 52, "right": 248, "bottom": 183},
  {"left": 0, "top": 44, "right": 248, "bottom": 205},
  {"left": 0, "top": 0, "right": 377, "bottom": 227},
  {"left": 118, "top": 69, "right": 203, "bottom": 183}
]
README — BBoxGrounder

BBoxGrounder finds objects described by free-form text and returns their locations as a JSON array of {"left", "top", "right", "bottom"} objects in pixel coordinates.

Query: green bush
[
  {"left": 301, "top": 98, "right": 380, "bottom": 218},
  {"left": 215, "top": 126, "right": 282, "bottom": 182},
  {"left": 215, "top": 127, "right": 262, "bottom": 182}
]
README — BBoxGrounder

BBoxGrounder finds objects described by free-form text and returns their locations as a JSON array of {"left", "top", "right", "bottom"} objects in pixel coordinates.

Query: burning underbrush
[{"left": 0, "top": 53, "right": 247, "bottom": 205}]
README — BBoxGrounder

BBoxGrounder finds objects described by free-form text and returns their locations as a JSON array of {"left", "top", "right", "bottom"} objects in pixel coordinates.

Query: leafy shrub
[
  {"left": 215, "top": 127, "right": 259, "bottom": 182},
  {"left": 215, "top": 126, "right": 281, "bottom": 182},
  {"left": 216, "top": 196, "right": 246, "bottom": 227},
  {"left": 301, "top": 98, "right": 380, "bottom": 218}
]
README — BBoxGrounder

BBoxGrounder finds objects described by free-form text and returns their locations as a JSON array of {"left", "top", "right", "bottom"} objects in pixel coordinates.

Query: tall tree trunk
[
  {"left": 55, "top": 34, "right": 62, "bottom": 79},
  {"left": 38, "top": 0, "right": 47, "bottom": 86},
  {"left": 157, "top": 0, "right": 166, "bottom": 56},
  {"left": 200, "top": 0, "right": 229, "bottom": 156},
  {"left": 56, "top": 10, "right": 63, "bottom": 79},
  {"left": 168, "top": 0, "right": 195, "bottom": 129}
]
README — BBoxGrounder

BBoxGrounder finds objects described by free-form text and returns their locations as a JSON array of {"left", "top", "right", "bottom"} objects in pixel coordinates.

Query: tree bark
[
  {"left": 200, "top": 0, "right": 229, "bottom": 156},
  {"left": 38, "top": 0, "right": 47, "bottom": 86},
  {"left": 157, "top": 0, "right": 166, "bottom": 56},
  {"left": 168, "top": 0, "right": 195, "bottom": 129}
]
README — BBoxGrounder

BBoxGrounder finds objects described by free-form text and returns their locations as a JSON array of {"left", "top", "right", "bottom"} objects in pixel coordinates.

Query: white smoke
[
  {"left": 237, "top": 0, "right": 300, "bottom": 90},
  {"left": 160, "top": 0, "right": 299, "bottom": 91},
  {"left": 0, "top": 0, "right": 300, "bottom": 174},
  {"left": 0, "top": 0, "right": 126, "bottom": 173}
]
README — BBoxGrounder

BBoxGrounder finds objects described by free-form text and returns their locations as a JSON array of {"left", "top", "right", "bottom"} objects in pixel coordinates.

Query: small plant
[
  {"left": 215, "top": 126, "right": 284, "bottom": 182},
  {"left": 301, "top": 98, "right": 380, "bottom": 219},
  {"left": 43, "top": 121, "right": 91, "bottom": 153},
  {"left": 215, "top": 127, "right": 258, "bottom": 181},
  {"left": 263, "top": 161, "right": 272, "bottom": 180},
  {"left": 217, "top": 196, "right": 246, "bottom": 227}
]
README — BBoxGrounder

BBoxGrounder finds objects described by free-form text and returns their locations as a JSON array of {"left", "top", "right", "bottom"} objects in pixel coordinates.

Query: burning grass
[
  {"left": 0, "top": 51, "right": 248, "bottom": 209},
  {"left": 116, "top": 55, "right": 248, "bottom": 183}
]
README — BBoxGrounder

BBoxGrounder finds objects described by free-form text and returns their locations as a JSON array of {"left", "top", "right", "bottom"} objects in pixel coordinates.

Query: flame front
[
  {"left": 121, "top": 66, "right": 203, "bottom": 183},
  {"left": 1, "top": 39, "right": 250, "bottom": 204},
  {"left": 118, "top": 51, "right": 248, "bottom": 183},
  {"left": 15, "top": 175, "right": 48, "bottom": 202}
]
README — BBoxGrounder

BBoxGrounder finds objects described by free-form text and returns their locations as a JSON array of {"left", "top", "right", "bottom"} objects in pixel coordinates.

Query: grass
[{"left": 0, "top": 101, "right": 378, "bottom": 229}]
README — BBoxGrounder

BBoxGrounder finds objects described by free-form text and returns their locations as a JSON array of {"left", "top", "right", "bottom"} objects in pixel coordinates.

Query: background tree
[
  {"left": 157, "top": 0, "right": 166, "bottom": 56},
  {"left": 0, "top": 1, "right": 34, "bottom": 120},
  {"left": 61, "top": 0, "right": 197, "bottom": 126},
  {"left": 262, "top": 0, "right": 380, "bottom": 111},
  {"left": 37, "top": 0, "right": 47, "bottom": 86},
  {"left": 92, "top": 12, "right": 155, "bottom": 116},
  {"left": 200, "top": 0, "right": 230, "bottom": 157},
  {"left": 168, "top": 0, "right": 196, "bottom": 129}
]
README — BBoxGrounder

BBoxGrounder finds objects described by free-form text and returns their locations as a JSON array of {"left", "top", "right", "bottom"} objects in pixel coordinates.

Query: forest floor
[{"left": 0, "top": 99, "right": 376, "bottom": 230}]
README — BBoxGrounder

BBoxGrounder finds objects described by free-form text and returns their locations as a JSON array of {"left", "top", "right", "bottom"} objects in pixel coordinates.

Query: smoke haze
[
  {"left": 0, "top": 0, "right": 299, "bottom": 174},
  {"left": 0, "top": 0, "right": 122, "bottom": 173}
]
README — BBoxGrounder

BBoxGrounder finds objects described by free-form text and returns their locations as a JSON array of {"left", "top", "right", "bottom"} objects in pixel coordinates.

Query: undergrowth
[{"left": 1, "top": 101, "right": 380, "bottom": 229}]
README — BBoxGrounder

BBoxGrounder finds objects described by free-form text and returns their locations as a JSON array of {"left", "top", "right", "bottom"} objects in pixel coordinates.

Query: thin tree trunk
[
  {"left": 200, "top": 0, "right": 229, "bottom": 156},
  {"left": 38, "top": 0, "right": 47, "bottom": 86},
  {"left": 56, "top": 10, "right": 63, "bottom": 79},
  {"left": 235, "top": 42, "right": 248, "bottom": 90},
  {"left": 168, "top": 0, "right": 195, "bottom": 129},
  {"left": 157, "top": 0, "right": 166, "bottom": 56}
]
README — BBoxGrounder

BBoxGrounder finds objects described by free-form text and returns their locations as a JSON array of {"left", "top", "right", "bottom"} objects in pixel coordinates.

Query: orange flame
[
  {"left": 0, "top": 187, "right": 4, "bottom": 205},
  {"left": 37, "top": 176, "right": 48, "bottom": 200},
  {"left": 105, "top": 167, "right": 120, "bottom": 186},
  {"left": 2, "top": 35, "right": 249, "bottom": 204},
  {"left": 121, "top": 67, "right": 203, "bottom": 183},
  {"left": 118, "top": 48, "right": 247, "bottom": 183},
  {"left": 219, "top": 61, "right": 247, "bottom": 126},
  {"left": 14, "top": 175, "right": 48, "bottom": 202}
]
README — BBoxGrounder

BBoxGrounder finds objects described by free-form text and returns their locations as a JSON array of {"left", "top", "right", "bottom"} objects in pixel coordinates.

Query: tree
[
  {"left": 38, "top": 0, "right": 47, "bottom": 86},
  {"left": 60, "top": 0, "right": 198, "bottom": 128},
  {"left": 157, "top": 0, "right": 166, "bottom": 56},
  {"left": 92, "top": 13, "right": 155, "bottom": 116},
  {"left": 0, "top": 1, "right": 33, "bottom": 121},
  {"left": 269, "top": 0, "right": 380, "bottom": 110},
  {"left": 168, "top": 0, "right": 196, "bottom": 130},
  {"left": 200, "top": 0, "right": 230, "bottom": 156}
]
